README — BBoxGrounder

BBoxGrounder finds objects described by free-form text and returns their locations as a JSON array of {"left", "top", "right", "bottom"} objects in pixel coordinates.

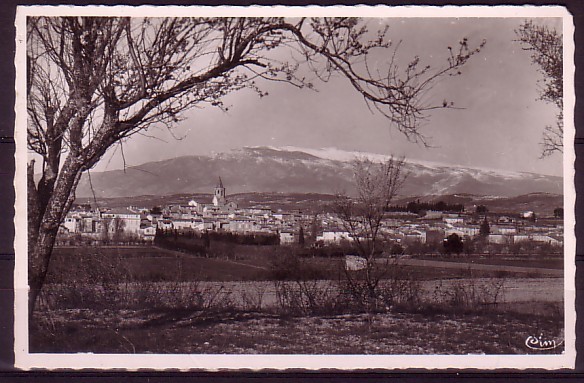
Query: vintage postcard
[{"left": 13, "top": 5, "right": 576, "bottom": 370}]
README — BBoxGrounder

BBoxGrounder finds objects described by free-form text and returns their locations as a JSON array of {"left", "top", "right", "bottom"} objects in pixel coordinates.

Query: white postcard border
[{"left": 13, "top": 4, "right": 577, "bottom": 370}]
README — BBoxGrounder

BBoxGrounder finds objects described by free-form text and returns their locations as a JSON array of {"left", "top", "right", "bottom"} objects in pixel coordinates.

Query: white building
[
  {"left": 229, "top": 217, "right": 257, "bottom": 233},
  {"left": 487, "top": 234, "right": 512, "bottom": 244},
  {"left": 317, "top": 231, "right": 352, "bottom": 243},
  {"left": 401, "top": 230, "right": 427, "bottom": 243},
  {"left": 443, "top": 217, "right": 464, "bottom": 225},
  {"left": 446, "top": 225, "right": 479, "bottom": 237},
  {"left": 279, "top": 231, "right": 295, "bottom": 245},
  {"left": 101, "top": 208, "right": 141, "bottom": 234},
  {"left": 140, "top": 225, "right": 157, "bottom": 241},
  {"left": 491, "top": 225, "right": 517, "bottom": 235}
]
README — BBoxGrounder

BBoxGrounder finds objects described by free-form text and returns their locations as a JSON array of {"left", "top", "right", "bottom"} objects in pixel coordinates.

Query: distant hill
[
  {"left": 75, "top": 146, "right": 563, "bottom": 199},
  {"left": 391, "top": 192, "right": 563, "bottom": 216},
  {"left": 77, "top": 191, "right": 562, "bottom": 217}
]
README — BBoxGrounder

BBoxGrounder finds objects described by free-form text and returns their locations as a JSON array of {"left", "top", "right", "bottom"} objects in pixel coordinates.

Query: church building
[{"left": 188, "top": 177, "right": 238, "bottom": 213}]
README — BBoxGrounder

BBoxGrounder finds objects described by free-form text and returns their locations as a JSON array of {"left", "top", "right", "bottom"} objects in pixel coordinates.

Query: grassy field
[
  {"left": 417, "top": 255, "right": 563, "bottom": 270},
  {"left": 47, "top": 246, "right": 269, "bottom": 282},
  {"left": 47, "top": 246, "right": 560, "bottom": 284}
]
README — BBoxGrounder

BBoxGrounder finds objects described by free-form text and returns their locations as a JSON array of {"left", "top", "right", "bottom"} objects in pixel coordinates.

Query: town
[{"left": 57, "top": 177, "right": 564, "bottom": 255}]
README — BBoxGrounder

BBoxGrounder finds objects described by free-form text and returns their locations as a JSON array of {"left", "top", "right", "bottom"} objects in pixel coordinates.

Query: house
[
  {"left": 63, "top": 215, "right": 79, "bottom": 233},
  {"left": 513, "top": 234, "right": 531, "bottom": 243},
  {"left": 273, "top": 212, "right": 295, "bottom": 222},
  {"left": 443, "top": 216, "right": 464, "bottom": 225},
  {"left": 317, "top": 230, "right": 352, "bottom": 243},
  {"left": 491, "top": 225, "right": 517, "bottom": 235},
  {"left": 498, "top": 216, "right": 514, "bottom": 224},
  {"left": 279, "top": 231, "right": 295, "bottom": 245},
  {"left": 187, "top": 197, "right": 214, "bottom": 214},
  {"left": 100, "top": 208, "right": 141, "bottom": 234},
  {"left": 531, "top": 234, "right": 563, "bottom": 245},
  {"left": 487, "top": 234, "right": 513, "bottom": 244},
  {"left": 246, "top": 207, "right": 273, "bottom": 216},
  {"left": 445, "top": 225, "right": 479, "bottom": 238},
  {"left": 157, "top": 219, "right": 174, "bottom": 230},
  {"left": 62, "top": 210, "right": 101, "bottom": 235},
  {"left": 229, "top": 216, "right": 257, "bottom": 233},
  {"left": 401, "top": 230, "right": 426, "bottom": 244},
  {"left": 140, "top": 223, "right": 157, "bottom": 241},
  {"left": 173, "top": 218, "right": 199, "bottom": 231}
]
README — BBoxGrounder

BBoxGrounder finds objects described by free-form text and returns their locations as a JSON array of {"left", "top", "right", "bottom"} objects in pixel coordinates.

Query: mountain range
[{"left": 75, "top": 146, "right": 563, "bottom": 199}]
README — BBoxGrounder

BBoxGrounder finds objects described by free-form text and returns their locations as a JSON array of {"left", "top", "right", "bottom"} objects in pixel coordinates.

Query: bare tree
[
  {"left": 26, "top": 16, "right": 483, "bottom": 314},
  {"left": 111, "top": 217, "right": 126, "bottom": 243},
  {"left": 516, "top": 20, "right": 563, "bottom": 156},
  {"left": 98, "top": 215, "right": 125, "bottom": 244},
  {"left": 100, "top": 218, "right": 111, "bottom": 244},
  {"left": 333, "top": 156, "right": 407, "bottom": 309}
]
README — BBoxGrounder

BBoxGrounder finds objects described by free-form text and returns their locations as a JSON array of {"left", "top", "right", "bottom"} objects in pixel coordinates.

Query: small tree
[
  {"left": 111, "top": 217, "right": 126, "bottom": 243},
  {"left": 444, "top": 233, "right": 464, "bottom": 255},
  {"left": 334, "top": 156, "right": 407, "bottom": 309},
  {"left": 100, "top": 218, "right": 111, "bottom": 244},
  {"left": 298, "top": 226, "right": 305, "bottom": 247},
  {"left": 554, "top": 207, "right": 564, "bottom": 219},
  {"left": 309, "top": 213, "right": 321, "bottom": 246},
  {"left": 516, "top": 20, "right": 563, "bottom": 156},
  {"left": 479, "top": 216, "right": 491, "bottom": 237}
]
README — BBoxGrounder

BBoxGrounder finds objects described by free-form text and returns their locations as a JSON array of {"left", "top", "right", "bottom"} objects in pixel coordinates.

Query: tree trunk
[
  {"left": 28, "top": 228, "right": 60, "bottom": 317},
  {"left": 28, "top": 157, "right": 83, "bottom": 317}
]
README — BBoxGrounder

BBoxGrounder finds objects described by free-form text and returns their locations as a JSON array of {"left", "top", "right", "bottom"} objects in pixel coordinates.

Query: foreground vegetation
[
  {"left": 31, "top": 307, "right": 562, "bottom": 354},
  {"left": 30, "top": 245, "right": 564, "bottom": 354}
]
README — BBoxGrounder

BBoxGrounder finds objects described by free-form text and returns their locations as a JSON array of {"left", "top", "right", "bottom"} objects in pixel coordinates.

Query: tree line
[
  {"left": 154, "top": 228, "right": 280, "bottom": 256},
  {"left": 387, "top": 200, "right": 465, "bottom": 214}
]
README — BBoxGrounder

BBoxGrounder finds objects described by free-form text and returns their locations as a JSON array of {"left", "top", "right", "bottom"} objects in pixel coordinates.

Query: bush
[
  {"left": 273, "top": 280, "right": 343, "bottom": 316},
  {"left": 424, "top": 277, "right": 506, "bottom": 314}
]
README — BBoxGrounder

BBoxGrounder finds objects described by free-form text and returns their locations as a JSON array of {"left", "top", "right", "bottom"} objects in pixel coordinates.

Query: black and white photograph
[{"left": 13, "top": 5, "right": 576, "bottom": 370}]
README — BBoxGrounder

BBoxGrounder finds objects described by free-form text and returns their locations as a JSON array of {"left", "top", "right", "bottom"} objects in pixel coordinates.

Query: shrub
[
  {"left": 273, "top": 280, "right": 342, "bottom": 316},
  {"left": 423, "top": 277, "right": 507, "bottom": 314}
]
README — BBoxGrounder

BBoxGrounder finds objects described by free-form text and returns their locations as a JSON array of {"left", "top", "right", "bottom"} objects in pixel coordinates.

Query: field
[
  {"left": 30, "top": 245, "right": 565, "bottom": 355},
  {"left": 46, "top": 246, "right": 562, "bottom": 282},
  {"left": 416, "top": 255, "right": 563, "bottom": 270}
]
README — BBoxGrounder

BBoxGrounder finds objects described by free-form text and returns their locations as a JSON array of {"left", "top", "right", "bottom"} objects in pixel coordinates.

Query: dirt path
[{"left": 395, "top": 258, "right": 563, "bottom": 276}]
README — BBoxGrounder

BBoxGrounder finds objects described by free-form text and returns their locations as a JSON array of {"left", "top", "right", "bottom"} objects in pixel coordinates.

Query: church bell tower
[{"left": 213, "top": 177, "right": 226, "bottom": 207}]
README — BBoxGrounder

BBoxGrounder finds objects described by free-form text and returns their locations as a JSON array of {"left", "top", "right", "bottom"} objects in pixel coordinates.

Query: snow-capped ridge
[{"left": 252, "top": 145, "right": 538, "bottom": 178}]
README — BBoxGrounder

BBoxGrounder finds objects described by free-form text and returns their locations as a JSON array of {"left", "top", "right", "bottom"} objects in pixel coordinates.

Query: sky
[{"left": 94, "top": 17, "right": 564, "bottom": 176}]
